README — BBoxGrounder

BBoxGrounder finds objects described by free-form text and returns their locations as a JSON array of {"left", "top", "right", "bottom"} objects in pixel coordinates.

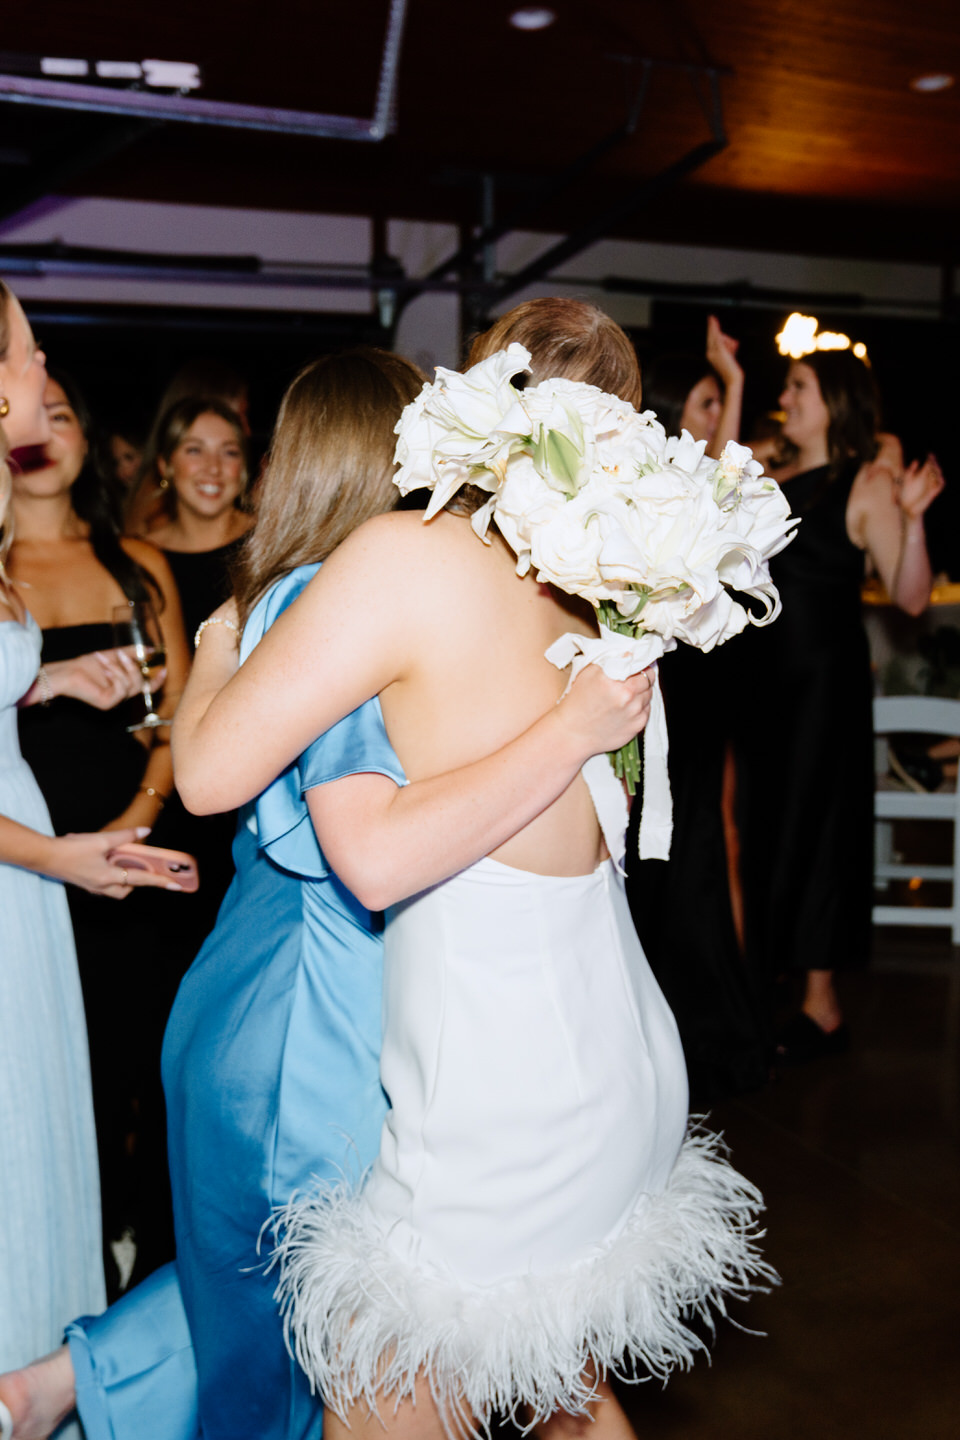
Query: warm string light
[
  {"left": 509, "top": 8, "right": 557, "bottom": 30},
  {"left": 775, "top": 312, "right": 868, "bottom": 362}
]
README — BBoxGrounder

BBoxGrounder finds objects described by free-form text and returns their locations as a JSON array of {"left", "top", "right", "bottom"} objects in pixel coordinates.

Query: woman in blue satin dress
[
  {"left": 0, "top": 319, "right": 657, "bottom": 1440},
  {"left": 0, "top": 349, "right": 422, "bottom": 1440}
]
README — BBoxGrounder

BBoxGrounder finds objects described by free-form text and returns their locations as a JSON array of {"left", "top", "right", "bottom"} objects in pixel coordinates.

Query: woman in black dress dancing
[
  {"left": 628, "top": 320, "right": 764, "bottom": 1103},
  {"left": 738, "top": 350, "right": 942, "bottom": 1061}
]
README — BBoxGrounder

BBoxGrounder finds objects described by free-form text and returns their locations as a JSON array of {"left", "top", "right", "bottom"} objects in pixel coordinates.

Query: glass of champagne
[{"left": 112, "top": 599, "right": 169, "bottom": 732}]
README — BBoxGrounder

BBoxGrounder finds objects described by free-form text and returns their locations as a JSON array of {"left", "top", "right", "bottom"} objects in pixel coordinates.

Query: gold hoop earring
[
  {"left": 0, "top": 397, "right": 9, "bottom": 417},
  {"left": 158, "top": 475, "right": 169, "bottom": 491}
]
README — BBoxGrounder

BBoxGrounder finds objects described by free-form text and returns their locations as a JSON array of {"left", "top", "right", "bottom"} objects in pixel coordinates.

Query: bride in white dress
[
  {"left": 0, "top": 284, "right": 182, "bottom": 1430},
  {"left": 173, "top": 299, "right": 774, "bottom": 1440}
]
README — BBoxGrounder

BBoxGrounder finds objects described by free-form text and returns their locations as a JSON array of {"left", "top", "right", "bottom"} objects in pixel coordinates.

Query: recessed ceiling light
[
  {"left": 509, "top": 8, "right": 557, "bottom": 31},
  {"left": 909, "top": 73, "right": 954, "bottom": 93}
]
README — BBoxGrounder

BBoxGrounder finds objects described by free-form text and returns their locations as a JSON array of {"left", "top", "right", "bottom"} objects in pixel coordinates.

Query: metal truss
[{"left": 0, "top": 0, "right": 408, "bottom": 139}]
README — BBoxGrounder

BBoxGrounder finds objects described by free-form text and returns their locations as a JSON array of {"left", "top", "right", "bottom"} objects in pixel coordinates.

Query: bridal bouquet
[{"left": 394, "top": 343, "right": 796, "bottom": 858}]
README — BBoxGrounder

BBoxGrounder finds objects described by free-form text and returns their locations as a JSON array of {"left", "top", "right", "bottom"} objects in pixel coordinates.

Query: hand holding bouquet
[{"left": 394, "top": 344, "right": 797, "bottom": 858}]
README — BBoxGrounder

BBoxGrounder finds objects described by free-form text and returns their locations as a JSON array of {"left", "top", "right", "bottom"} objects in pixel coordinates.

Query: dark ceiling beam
[
  {"left": 0, "top": 0, "right": 408, "bottom": 140},
  {"left": 493, "top": 130, "right": 727, "bottom": 305},
  {"left": 2, "top": 242, "right": 941, "bottom": 319},
  {"left": 592, "top": 275, "right": 942, "bottom": 313},
  {"left": 418, "top": 55, "right": 735, "bottom": 299},
  {"left": 423, "top": 62, "right": 656, "bottom": 287},
  {"left": 0, "top": 116, "right": 161, "bottom": 226},
  {"left": 468, "top": 63, "right": 727, "bottom": 309}
]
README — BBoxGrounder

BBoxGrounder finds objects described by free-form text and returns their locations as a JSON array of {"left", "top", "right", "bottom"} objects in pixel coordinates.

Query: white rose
[
  {"left": 493, "top": 454, "right": 568, "bottom": 575},
  {"left": 526, "top": 489, "right": 610, "bottom": 599},
  {"left": 671, "top": 589, "right": 752, "bottom": 651}
]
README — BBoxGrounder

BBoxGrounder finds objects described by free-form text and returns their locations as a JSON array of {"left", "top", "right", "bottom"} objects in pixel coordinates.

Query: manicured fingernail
[
  {"left": 166, "top": 882, "right": 184, "bottom": 892},
  {"left": 136, "top": 826, "right": 151, "bottom": 838}
]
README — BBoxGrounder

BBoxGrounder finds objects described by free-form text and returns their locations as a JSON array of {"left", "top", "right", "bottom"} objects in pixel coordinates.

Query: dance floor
[{"left": 617, "top": 929, "right": 960, "bottom": 1440}]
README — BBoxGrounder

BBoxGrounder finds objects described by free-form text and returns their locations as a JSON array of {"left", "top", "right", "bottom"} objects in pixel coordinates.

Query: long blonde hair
[{"left": 234, "top": 348, "right": 425, "bottom": 628}]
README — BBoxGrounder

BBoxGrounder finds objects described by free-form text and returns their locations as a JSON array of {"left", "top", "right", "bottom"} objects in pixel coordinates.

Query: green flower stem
[
  {"left": 610, "top": 737, "right": 641, "bottom": 796},
  {"left": 596, "top": 601, "right": 645, "bottom": 795}
]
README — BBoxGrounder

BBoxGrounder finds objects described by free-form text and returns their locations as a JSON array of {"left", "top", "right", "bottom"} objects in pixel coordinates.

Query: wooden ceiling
[{"left": 4, "top": 0, "right": 960, "bottom": 264}]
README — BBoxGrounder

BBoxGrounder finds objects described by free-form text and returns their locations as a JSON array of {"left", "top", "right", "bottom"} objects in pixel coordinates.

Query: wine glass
[{"left": 112, "top": 599, "right": 169, "bottom": 732}]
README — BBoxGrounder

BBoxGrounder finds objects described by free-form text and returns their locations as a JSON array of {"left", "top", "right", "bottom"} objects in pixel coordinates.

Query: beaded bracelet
[
  {"left": 35, "top": 665, "right": 53, "bottom": 706},
  {"left": 194, "top": 615, "right": 239, "bottom": 649}
]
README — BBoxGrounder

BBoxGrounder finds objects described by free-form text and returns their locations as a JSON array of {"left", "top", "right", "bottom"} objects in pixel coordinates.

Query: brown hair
[
  {"left": 442, "top": 298, "right": 645, "bottom": 516},
  {"left": 798, "top": 350, "right": 880, "bottom": 476},
  {"left": 467, "top": 298, "right": 642, "bottom": 408},
  {"left": 159, "top": 357, "right": 248, "bottom": 417},
  {"left": 152, "top": 397, "right": 249, "bottom": 520},
  {"left": 234, "top": 348, "right": 426, "bottom": 628}
]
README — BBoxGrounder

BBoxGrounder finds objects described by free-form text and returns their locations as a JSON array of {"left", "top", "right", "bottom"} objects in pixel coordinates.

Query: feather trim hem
[{"left": 272, "top": 1126, "right": 777, "bottom": 1434}]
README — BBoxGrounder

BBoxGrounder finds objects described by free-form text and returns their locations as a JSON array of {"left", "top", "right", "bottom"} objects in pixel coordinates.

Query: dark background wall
[{"left": 25, "top": 294, "right": 959, "bottom": 578}]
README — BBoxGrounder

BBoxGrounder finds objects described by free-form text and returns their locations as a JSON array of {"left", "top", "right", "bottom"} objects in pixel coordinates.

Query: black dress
[
  {"left": 627, "top": 461, "right": 872, "bottom": 1098},
  {"left": 627, "top": 642, "right": 770, "bottom": 1106},
  {"left": 157, "top": 539, "right": 245, "bottom": 943},
  {"left": 161, "top": 539, "right": 243, "bottom": 652},
  {"left": 18, "top": 623, "right": 185, "bottom": 1291},
  {"left": 734, "top": 461, "right": 873, "bottom": 983}
]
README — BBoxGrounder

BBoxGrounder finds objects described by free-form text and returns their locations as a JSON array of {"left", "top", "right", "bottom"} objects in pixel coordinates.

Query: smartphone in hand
[{"left": 107, "top": 842, "right": 200, "bottom": 892}]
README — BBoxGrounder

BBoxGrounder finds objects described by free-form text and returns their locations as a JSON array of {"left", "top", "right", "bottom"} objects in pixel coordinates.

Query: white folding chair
[{"left": 873, "top": 695, "right": 960, "bottom": 943}]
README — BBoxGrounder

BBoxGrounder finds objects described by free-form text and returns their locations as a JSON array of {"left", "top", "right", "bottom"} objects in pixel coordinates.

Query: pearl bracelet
[{"left": 194, "top": 616, "right": 239, "bottom": 649}]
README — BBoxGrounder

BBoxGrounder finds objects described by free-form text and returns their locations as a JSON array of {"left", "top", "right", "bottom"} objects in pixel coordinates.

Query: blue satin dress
[{"left": 65, "top": 565, "right": 406, "bottom": 1440}]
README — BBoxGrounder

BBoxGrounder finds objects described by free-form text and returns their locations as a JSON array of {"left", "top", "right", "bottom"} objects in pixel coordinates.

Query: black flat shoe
[{"left": 775, "top": 1012, "right": 850, "bottom": 1066}]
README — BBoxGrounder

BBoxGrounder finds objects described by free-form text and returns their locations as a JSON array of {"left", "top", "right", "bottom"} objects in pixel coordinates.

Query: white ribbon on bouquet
[{"left": 544, "top": 625, "right": 675, "bottom": 864}]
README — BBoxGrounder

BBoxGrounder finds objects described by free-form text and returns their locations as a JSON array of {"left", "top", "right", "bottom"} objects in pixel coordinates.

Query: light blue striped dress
[{"left": 0, "top": 614, "right": 105, "bottom": 1418}]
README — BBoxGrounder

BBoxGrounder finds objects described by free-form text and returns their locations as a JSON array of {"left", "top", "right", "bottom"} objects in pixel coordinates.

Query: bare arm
[
  {"left": 705, "top": 315, "right": 744, "bottom": 459},
  {"left": 173, "top": 520, "right": 436, "bottom": 814},
  {"left": 0, "top": 817, "right": 182, "bottom": 896},
  {"left": 849, "top": 453, "right": 944, "bottom": 617},
  {"left": 172, "top": 519, "right": 654, "bottom": 902},
  {"left": 176, "top": 583, "right": 652, "bottom": 905},
  {"left": 306, "top": 665, "right": 653, "bottom": 911},
  {"left": 19, "top": 648, "right": 164, "bottom": 709}
]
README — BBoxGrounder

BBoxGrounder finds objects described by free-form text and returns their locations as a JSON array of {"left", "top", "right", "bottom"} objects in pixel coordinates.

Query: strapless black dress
[
  {"left": 159, "top": 540, "right": 244, "bottom": 940},
  {"left": 627, "top": 461, "right": 872, "bottom": 1096},
  {"left": 161, "top": 539, "right": 244, "bottom": 652},
  {"left": 627, "top": 640, "right": 769, "bottom": 1106},
  {"left": 734, "top": 461, "right": 873, "bottom": 981},
  {"left": 17, "top": 623, "right": 186, "bottom": 1292}
]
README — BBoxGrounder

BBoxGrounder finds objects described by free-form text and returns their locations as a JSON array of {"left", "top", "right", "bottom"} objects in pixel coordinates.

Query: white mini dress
[{"left": 275, "top": 765, "right": 773, "bottom": 1430}]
